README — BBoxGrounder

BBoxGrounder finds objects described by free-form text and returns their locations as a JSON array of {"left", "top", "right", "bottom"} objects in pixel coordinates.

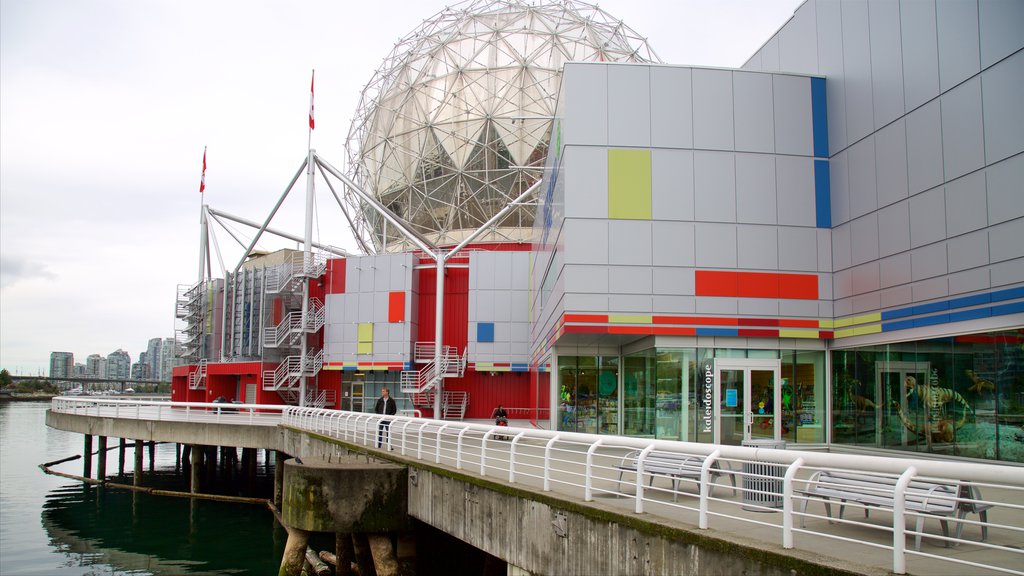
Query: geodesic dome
[{"left": 345, "top": 0, "right": 660, "bottom": 252}]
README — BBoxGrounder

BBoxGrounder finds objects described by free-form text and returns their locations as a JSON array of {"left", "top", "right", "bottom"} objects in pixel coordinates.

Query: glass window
[
  {"left": 781, "top": 350, "right": 825, "bottom": 443},
  {"left": 558, "top": 355, "right": 619, "bottom": 435},
  {"left": 623, "top": 351, "right": 655, "bottom": 437}
]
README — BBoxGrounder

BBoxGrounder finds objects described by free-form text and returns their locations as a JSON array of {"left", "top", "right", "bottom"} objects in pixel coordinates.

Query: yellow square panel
[
  {"left": 608, "top": 149, "right": 651, "bottom": 220},
  {"left": 357, "top": 322, "right": 373, "bottom": 343},
  {"left": 357, "top": 342, "right": 373, "bottom": 355}
]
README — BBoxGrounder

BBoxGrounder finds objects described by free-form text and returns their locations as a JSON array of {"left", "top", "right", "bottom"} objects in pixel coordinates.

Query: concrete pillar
[
  {"left": 118, "top": 438, "right": 126, "bottom": 476},
  {"left": 336, "top": 533, "right": 356, "bottom": 576},
  {"left": 273, "top": 451, "right": 287, "bottom": 509},
  {"left": 368, "top": 534, "right": 398, "bottom": 576},
  {"left": 190, "top": 444, "right": 201, "bottom": 494},
  {"left": 279, "top": 527, "right": 311, "bottom": 576},
  {"left": 97, "top": 436, "right": 107, "bottom": 479},
  {"left": 83, "top": 434, "right": 93, "bottom": 478},
  {"left": 133, "top": 440, "right": 143, "bottom": 486}
]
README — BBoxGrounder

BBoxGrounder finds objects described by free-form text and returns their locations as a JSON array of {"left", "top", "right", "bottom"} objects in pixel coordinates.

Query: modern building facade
[
  {"left": 105, "top": 349, "right": 132, "bottom": 380},
  {"left": 172, "top": 0, "right": 1022, "bottom": 464},
  {"left": 49, "top": 352, "right": 73, "bottom": 379}
]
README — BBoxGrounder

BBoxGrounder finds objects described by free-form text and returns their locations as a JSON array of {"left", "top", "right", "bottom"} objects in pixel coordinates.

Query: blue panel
[
  {"left": 511, "top": 364, "right": 530, "bottom": 372},
  {"left": 343, "top": 366, "right": 357, "bottom": 371},
  {"left": 912, "top": 301, "right": 950, "bottom": 315},
  {"left": 913, "top": 314, "right": 950, "bottom": 328},
  {"left": 881, "top": 306, "right": 915, "bottom": 321},
  {"left": 811, "top": 77, "right": 829, "bottom": 158},
  {"left": 696, "top": 328, "right": 739, "bottom": 337},
  {"left": 814, "top": 159, "right": 831, "bottom": 228},
  {"left": 882, "top": 319, "right": 916, "bottom": 332},
  {"left": 990, "top": 286, "right": 1024, "bottom": 303},
  {"left": 947, "top": 293, "right": 992, "bottom": 309},
  {"left": 477, "top": 322, "right": 495, "bottom": 343},
  {"left": 991, "top": 301, "right": 1024, "bottom": 316},
  {"left": 948, "top": 308, "right": 992, "bottom": 323}
]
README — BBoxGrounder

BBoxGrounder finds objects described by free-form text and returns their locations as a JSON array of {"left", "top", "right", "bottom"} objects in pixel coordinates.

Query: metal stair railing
[
  {"left": 306, "top": 298, "right": 325, "bottom": 332},
  {"left": 262, "top": 356, "right": 303, "bottom": 391},
  {"left": 441, "top": 390, "right": 469, "bottom": 420},
  {"left": 262, "top": 298, "right": 326, "bottom": 349},
  {"left": 414, "top": 342, "right": 435, "bottom": 363},
  {"left": 187, "top": 359, "right": 208, "bottom": 390},
  {"left": 265, "top": 252, "right": 328, "bottom": 295},
  {"left": 400, "top": 360, "right": 438, "bottom": 394}
]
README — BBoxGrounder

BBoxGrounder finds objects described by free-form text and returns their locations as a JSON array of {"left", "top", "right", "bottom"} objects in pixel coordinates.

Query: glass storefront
[
  {"left": 557, "top": 355, "right": 619, "bottom": 434},
  {"left": 831, "top": 329, "right": 1024, "bottom": 463}
]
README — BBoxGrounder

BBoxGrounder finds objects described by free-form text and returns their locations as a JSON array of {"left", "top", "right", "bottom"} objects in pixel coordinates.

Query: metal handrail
[{"left": 50, "top": 397, "right": 287, "bottom": 426}]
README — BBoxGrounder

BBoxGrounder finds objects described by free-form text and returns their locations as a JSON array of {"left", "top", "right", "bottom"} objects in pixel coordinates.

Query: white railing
[
  {"left": 265, "top": 252, "right": 328, "bottom": 294},
  {"left": 51, "top": 397, "right": 286, "bottom": 426},
  {"left": 187, "top": 359, "right": 207, "bottom": 390},
  {"left": 262, "top": 349, "right": 323, "bottom": 392},
  {"left": 400, "top": 359, "right": 437, "bottom": 394},
  {"left": 281, "top": 407, "right": 1024, "bottom": 576},
  {"left": 263, "top": 311, "right": 305, "bottom": 348}
]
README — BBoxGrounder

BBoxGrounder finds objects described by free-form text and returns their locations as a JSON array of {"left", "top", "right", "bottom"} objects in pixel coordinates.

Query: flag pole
[
  {"left": 197, "top": 146, "right": 208, "bottom": 284},
  {"left": 308, "top": 69, "right": 315, "bottom": 152}
]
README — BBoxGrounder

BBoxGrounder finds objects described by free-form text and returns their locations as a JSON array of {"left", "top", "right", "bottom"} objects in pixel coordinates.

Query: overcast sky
[{"left": 0, "top": 0, "right": 803, "bottom": 375}]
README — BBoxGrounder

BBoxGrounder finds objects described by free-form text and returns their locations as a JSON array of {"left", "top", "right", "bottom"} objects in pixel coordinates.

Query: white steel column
[
  {"left": 300, "top": 148, "right": 316, "bottom": 407},
  {"left": 198, "top": 205, "right": 208, "bottom": 283},
  {"left": 433, "top": 251, "right": 445, "bottom": 418}
]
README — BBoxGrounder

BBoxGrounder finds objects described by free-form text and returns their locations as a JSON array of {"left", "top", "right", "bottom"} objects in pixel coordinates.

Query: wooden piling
[
  {"left": 118, "top": 438, "right": 126, "bottom": 476},
  {"left": 368, "top": 534, "right": 398, "bottom": 576},
  {"left": 352, "top": 533, "right": 377, "bottom": 576},
  {"left": 148, "top": 441, "right": 156, "bottom": 472},
  {"left": 190, "top": 444, "right": 201, "bottom": 493},
  {"left": 334, "top": 533, "right": 356, "bottom": 576},
  {"left": 278, "top": 526, "right": 311, "bottom": 576},
  {"left": 273, "top": 451, "right": 286, "bottom": 508},
  {"left": 305, "top": 547, "right": 331, "bottom": 576},
  {"left": 83, "top": 434, "right": 93, "bottom": 478},
  {"left": 133, "top": 440, "right": 143, "bottom": 486},
  {"left": 97, "top": 436, "right": 107, "bottom": 479}
]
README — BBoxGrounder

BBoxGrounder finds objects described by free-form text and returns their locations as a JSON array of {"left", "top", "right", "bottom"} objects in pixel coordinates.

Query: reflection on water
[{"left": 0, "top": 401, "right": 285, "bottom": 575}]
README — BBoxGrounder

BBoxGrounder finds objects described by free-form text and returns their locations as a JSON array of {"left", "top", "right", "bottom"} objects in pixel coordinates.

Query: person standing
[{"left": 375, "top": 387, "right": 397, "bottom": 449}]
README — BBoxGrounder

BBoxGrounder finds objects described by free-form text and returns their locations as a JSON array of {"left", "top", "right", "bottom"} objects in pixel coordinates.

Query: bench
[
  {"left": 616, "top": 450, "right": 737, "bottom": 501},
  {"left": 797, "top": 470, "right": 990, "bottom": 551}
]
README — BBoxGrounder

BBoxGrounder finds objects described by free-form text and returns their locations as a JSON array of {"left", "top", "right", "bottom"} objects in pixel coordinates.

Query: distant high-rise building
[
  {"left": 160, "top": 337, "right": 178, "bottom": 381},
  {"left": 49, "top": 352, "right": 73, "bottom": 379},
  {"left": 86, "top": 354, "right": 106, "bottom": 377},
  {"left": 146, "top": 338, "right": 162, "bottom": 381},
  {"left": 131, "top": 361, "right": 150, "bottom": 380},
  {"left": 106, "top": 349, "right": 131, "bottom": 380},
  {"left": 74, "top": 363, "right": 87, "bottom": 376}
]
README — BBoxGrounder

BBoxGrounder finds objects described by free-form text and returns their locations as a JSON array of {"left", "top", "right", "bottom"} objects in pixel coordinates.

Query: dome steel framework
[{"left": 345, "top": 0, "right": 660, "bottom": 252}]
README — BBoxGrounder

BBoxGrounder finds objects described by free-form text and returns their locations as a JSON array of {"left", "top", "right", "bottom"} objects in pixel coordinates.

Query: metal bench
[
  {"left": 796, "top": 470, "right": 989, "bottom": 550},
  {"left": 616, "top": 450, "right": 737, "bottom": 501}
]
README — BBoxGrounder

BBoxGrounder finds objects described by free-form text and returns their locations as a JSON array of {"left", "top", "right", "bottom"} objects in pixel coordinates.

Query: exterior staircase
[
  {"left": 261, "top": 349, "right": 324, "bottom": 404},
  {"left": 262, "top": 298, "right": 325, "bottom": 348},
  {"left": 188, "top": 359, "right": 208, "bottom": 390},
  {"left": 401, "top": 342, "right": 469, "bottom": 419},
  {"left": 265, "top": 252, "right": 327, "bottom": 294}
]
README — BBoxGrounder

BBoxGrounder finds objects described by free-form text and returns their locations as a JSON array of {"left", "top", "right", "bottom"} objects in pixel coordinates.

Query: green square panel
[{"left": 608, "top": 149, "right": 651, "bottom": 219}]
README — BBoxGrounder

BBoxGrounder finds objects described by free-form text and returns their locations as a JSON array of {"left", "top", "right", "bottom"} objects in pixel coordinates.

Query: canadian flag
[
  {"left": 308, "top": 70, "right": 315, "bottom": 130},
  {"left": 199, "top": 147, "right": 207, "bottom": 194}
]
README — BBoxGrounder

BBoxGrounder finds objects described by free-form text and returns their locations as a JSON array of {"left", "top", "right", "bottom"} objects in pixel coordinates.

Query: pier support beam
[
  {"left": 97, "top": 436, "right": 107, "bottom": 479},
  {"left": 279, "top": 527, "right": 311, "bottom": 576},
  {"left": 273, "top": 451, "right": 287, "bottom": 508},
  {"left": 368, "top": 534, "right": 399, "bottom": 576},
  {"left": 83, "top": 434, "right": 93, "bottom": 478},
  {"left": 190, "top": 444, "right": 201, "bottom": 493},
  {"left": 133, "top": 440, "right": 143, "bottom": 486},
  {"left": 118, "top": 438, "right": 126, "bottom": 476},
  {"left": 148, "top": 440, "right": 156, "bottom": 472},
  {"left": 335, "top": 533, "right": 356, "bottom": 576}
]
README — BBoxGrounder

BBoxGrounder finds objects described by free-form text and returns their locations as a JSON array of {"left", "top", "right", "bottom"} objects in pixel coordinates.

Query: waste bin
[{"left": 741, "top": 439, "right": 786, "bottom": 511}]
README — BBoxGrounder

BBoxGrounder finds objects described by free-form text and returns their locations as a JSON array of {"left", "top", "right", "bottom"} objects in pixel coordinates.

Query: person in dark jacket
[{"left": 374, "top": 387, "right": 397, "bottom": 449}]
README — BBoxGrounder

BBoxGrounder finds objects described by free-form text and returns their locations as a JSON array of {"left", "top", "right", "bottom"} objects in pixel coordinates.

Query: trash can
[{"left": 741, "top": 439, "right": 787, "bottom": 511}]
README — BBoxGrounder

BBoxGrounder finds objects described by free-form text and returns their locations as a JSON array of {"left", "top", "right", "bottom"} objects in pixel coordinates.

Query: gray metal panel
[
  {"left": 947, "top": 229, "right": 990, "bottom": 272},
  {"left": 851, "top": 292, "right": 882, "bottom": 314},
  {"left": 772, "top": 75, "right": 813, "bottom": 156},
  {"left": 990, "top": 218, "right": 1024, "bottom": 262},
  {"left": 874, "top": 118, "right": 909, "bottom": 208},
  {"left": 373, "top": 291, "right": 388, "bottom": 323},
  {"left": 763, "top": 35, "right": 781, "bottom": 72},
  {"left": 868, "top": 0, "right": 906, "bottom": 129},
  {"left": 694, "top": 223, "right": 737, "bottom": 268},
  {"left": 941, "top": 77, "right": 985, "bottom": 181},
  {"left": 817, "top": 0, "right": 848, "bottom": 153},
  {"left": 848, "top": 136, "right": 878, "bottom": 219},
  {"left": 477, "top": 290, "right": 494, "bottom": 321},
  {"left": 745, "top": 51, "right": 763, "bottom": 72},
  {"left": 651, "top": 221, "right": 695, "bottom": 267},
  {"left": 564, "top": 265, "right": 609, "bottom": 294},
  {"left": 563, "top": 64, "right": 607, "bottom": 146},
  {"left": 817, "top": 229, "right": 833, "bottom": 272},
  {"left": 911, "top": 277, "right": 949, "bottom": 301},
  {"left": 736, "top": 153, "right": 777, "bottom": 224},
  {"left": 841, "top": 0, "right": 875, "bottom": 143},
  {"left": 609, "top": 220, "right": 652, "bottom": 265},
  {"left": 832, "top": 222, "right": 852, "bottom": 271},
  {"left": 948, "top": 268, "right": 991, "bottom": 295},
  {"left": 850, "top": 213, "right": 880, "bottom": 266},
  {"left": 779, "top": 1, "right": 819, "bottom": 73},
  {"left": 493, "top": 322, "right": 510, "bottom": 344},
  {"left": 477, "top": 251, "right": 495, "bottom": 289},
  {"left": 494, "top": 252, "right": 512, "bottom": 289},
  {"left": 395, "top": 255, "right": 412, "bottom": 291},
  {"left": 834, "top": 268, "right": 854, "bottom": 299},
  {"left": 736, "top": 225, "right": 778, "bottom": 270},
  {"left": 609, "top": 265, "right": 652, "bottom": 294},
  {"left": 911, "top": 242, "right": 949, "bottom": 281},
  {"left": 900, "top": 0, "right": 941, "bottom": 111},
  {"left": 564, "top": 146, "right": 608, "bottom": 219},
  {"left": 652, "top": 267, "right": 695, "bottom": 295},
  {"left": 563, "top": 293, "right": 609, "bottom": 312},
  {"left": 881, "top": 285, "right": 914, "bottom": 308},
  {"left": 775, "top": 155, "right": 816, "bottom": 226},
  {"left": 851, "top": 261, "right": 881, "bottom": 294},
  {"left": 738, "top": 299, "right": 779, "bottom": 316},
  {"left": 358, "top": 293, "right": 375, "bottom": 322},
  {"left": 691, "top": 68, "right": 735, "bottom": 151},
  {"left": 935, "top": 0, "right": 981, "bottom": 92},
  {"left": 991, "top": 259, "right": 1024, "bottom": 286},
  {"left": 609, "top": 294, "right": 652, "bottom": 313},
  {"left": 694, "top": 297, "right": 738, "bottom": 315},
  {"left": 345, "top": 293, "right": 359, "bottom": 322},
  {"left": 987, "top": 153, "right": 1024, "bottom": 225},
  {"left": 733, "top": 72, "right": 775, "bottom": 153},
  {"left": 780, "top": 300, "right": 820, "bottom": 317},
  {"left": 693, "top": 151, "right": 736, "bottom": 222},
  {"left": 909, "top": 187, "right": 947, "bottom": 248},
  {"left": 510, "top": 322, "right": 530, "bottom": 345},
  {"left": 468, "top": 289, "right": 477, "bottom": 322},
  {"left": 608, "top": 65, "right": 652, "bottom": 147},
  {"left": 982, "top": 52, "right": 1024, "bottom": 164},
  {"left": 652, "top": 149, "right": 694, "bottom": 222},
  {"left": 819, "top": 301, "right": 835, "bottom": 317},
  {"left": 653, "top": 295, "right": 696, "bottom": 314},
  {"left": 510, "top": 290, "right": 529, "bottom": 321},
  {"left": 877, "top": 199, "right": 911, "bottom": 257},
  {"left": 979, "top": 0, "right": 1024, "bottom": 67},
  {"left": 905, "top": 100, "right": 944, "bottom": 195},
  {"left": 778, "top": 227, "right": 817, "bottom": 272},
  {"left": 880, "top": 252, "right": 912, "bottom": 288},
  {"left": 511, "top": 253, "right": 530, "bottom": 290},
  {"left": 651, "top": 66, "right": 693, "bottom": 149},
  {"left": 945, "top": 171, "right": 988, "bottom": 236},
  {"left": 493, "top": 290, "right": 511, "bottom": 322},
  {"left": 373, "top": 256, "right": 391, "bottom": 290},
  {"left": 819, "top": 274, "right": 834, "bottom": 300},
  {"left": 830, "top": 150, "right": 850, "bottom": 225}
]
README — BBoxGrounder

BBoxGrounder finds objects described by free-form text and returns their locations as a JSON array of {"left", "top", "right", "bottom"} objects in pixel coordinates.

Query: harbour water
[{"left": 0, "top": 400, "right": 286, "bottom": 575}]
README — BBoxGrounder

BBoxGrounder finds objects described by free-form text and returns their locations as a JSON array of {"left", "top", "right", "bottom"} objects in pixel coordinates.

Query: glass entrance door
[{"left": 714, "top": 359, "right": 782, "bottom": 445}]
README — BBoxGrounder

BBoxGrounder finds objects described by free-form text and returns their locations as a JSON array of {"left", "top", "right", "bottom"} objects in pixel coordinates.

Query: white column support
[
  {"left": 299, "top": 149, "right": 316, "bottom": 407},
  {"left": 433, "top": 252, "right": 445, "bottom": 418},
  {"left": 198, "top": 204, "right": 209, "bottom": 283}
]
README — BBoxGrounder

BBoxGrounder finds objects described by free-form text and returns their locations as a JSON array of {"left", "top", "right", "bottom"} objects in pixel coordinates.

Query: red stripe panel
[
  {"left": 740, "top": 318, "right": 779, "bottom": 327},
  {"left": 564, "top": 314, "right": 608, "bottom": 323},
  {"left": 608, "top": 326, "right": 652, "bottom": 335},
  {"left": 819, "top": 331, "right": 834, "bottom": 339},
  {"left": 652, "top": 327, "right": 697, "bottom": 336},
  {"left": 780, "top": 319, "right": 820, "bottom": 328},
  {"left": 738, "top": 329, "right": 779, "bottom": 337},
  {"left": 696, "top": 270, "right": 818, "bottom": 300},
  {"left": 563, "top": 325, "right": 608, "bottom": 334},
  {"left": 388, "top": 291, "right": 405, "bottom": 322}
]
